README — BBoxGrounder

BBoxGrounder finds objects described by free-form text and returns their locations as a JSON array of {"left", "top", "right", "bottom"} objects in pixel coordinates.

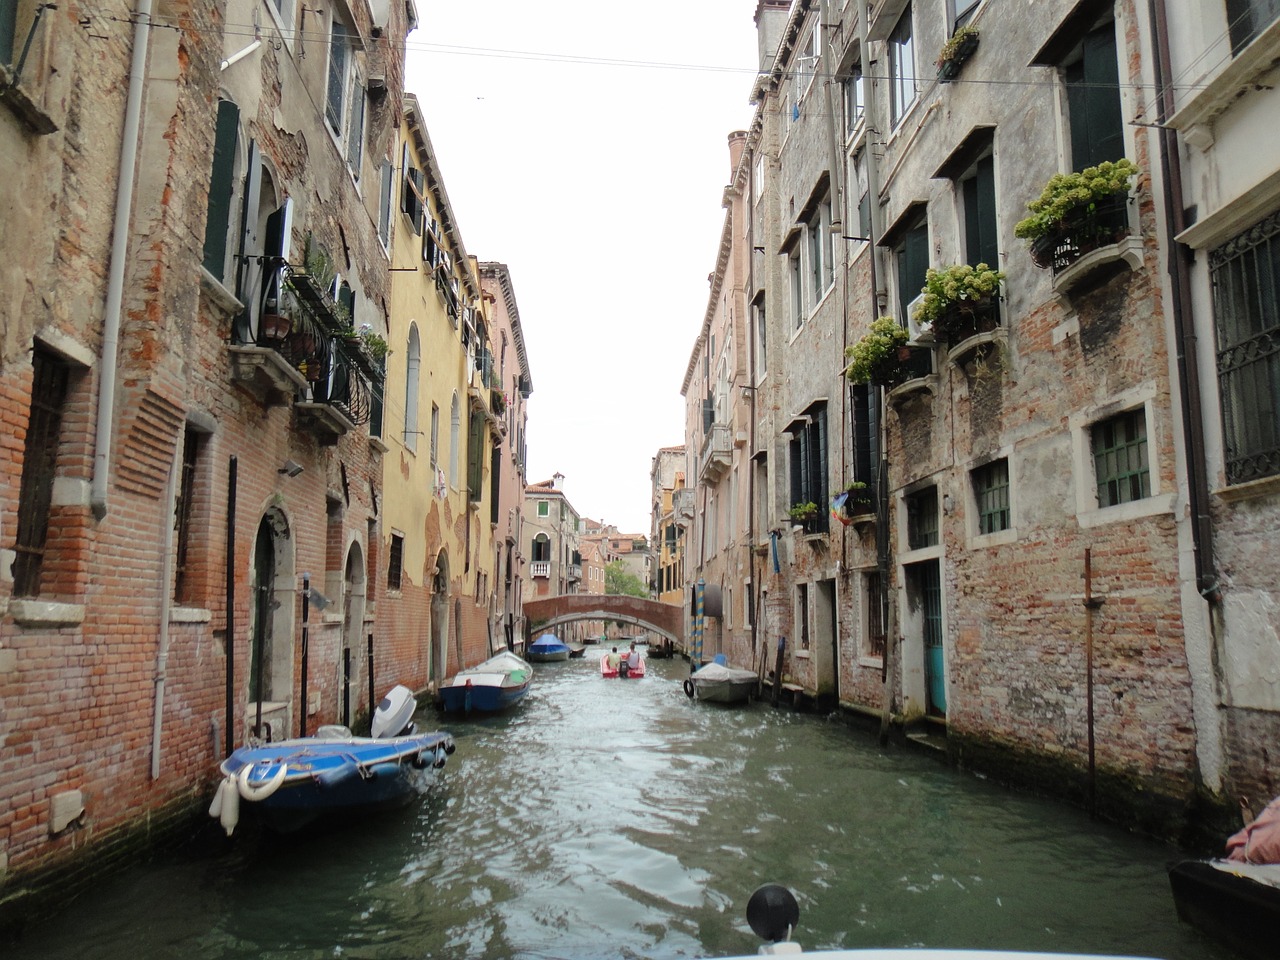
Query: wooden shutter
[
  {"left": 811, "top": 410, "right": 828, "bottom": 512},
  {"left": 346, "top": 81, "right": 365, "bottom": 173},
  {"left": 1067, "top": 25, "right": 1124, "bottom": 170},
  {"left": 897, "top": 220, "right": 929, "bottom": 319},
  {"left": 467, "top": 409, "right": 484, "bottom": 501},
  {"left": 234, "top": 139, "right": 262, "bottom": 342},
  {"left": 852, "top": 384, "right": 877, "bottom": 494},
  {"left": 964, "top": 155, "right": 999, "bottom": 268},
  {"left": 202, "top": 99, "right": 240, "bottom": 278},
  {"left": 378, "top": 160, "right": 393, "bottom": 245}
]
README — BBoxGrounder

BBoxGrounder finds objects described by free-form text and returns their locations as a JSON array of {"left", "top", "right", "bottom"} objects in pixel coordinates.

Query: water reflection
[{"left": 3, "top": 649, "right": 1237, "bottom": 960}]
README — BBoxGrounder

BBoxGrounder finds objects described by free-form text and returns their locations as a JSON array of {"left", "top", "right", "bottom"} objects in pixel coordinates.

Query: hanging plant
[
  {"left": 788, "top": 501, "right": 820, "bottom": 523},
  {"left": 1013, "top": 159, "right": 1140, "bottom": 242},
  {"left": 913, "top": 263, "right": 1005, "bottom": 341},
  {"left": 936, "top": 25, "right": 980, "bottom": 82},
  {"left": 844, "top": 317, "right": 910, "bottom": 385}
]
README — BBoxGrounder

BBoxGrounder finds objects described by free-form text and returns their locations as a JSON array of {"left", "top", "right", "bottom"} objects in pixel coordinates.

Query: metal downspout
[
  {"left": 855, "top": 0, "right": 895, "bottom": 738},
  {"left": 1148, "top": 0, "right": 1216, "bottom": 600},
  {"left": 150, "top": 442, "right": 178, "bottom": 778},
  {"left": 93, "top": 0, "right": 153, "bottom": 519}
]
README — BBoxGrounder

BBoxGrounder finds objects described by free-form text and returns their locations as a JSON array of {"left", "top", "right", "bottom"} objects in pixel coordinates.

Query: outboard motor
[
  {"left": 371, "top": 684, "right": 417, "bottom": 739},
  {"left": 746, "top": 883, "right": 801, "bottom": 955}
]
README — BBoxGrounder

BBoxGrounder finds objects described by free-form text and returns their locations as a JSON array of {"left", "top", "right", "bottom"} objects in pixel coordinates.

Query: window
[
  {"left": 851, "top": 150, "right": 871, "bottom": 242},
  {"left": 2, "top": 0, "right": 17, "bottom": 64},
  {"left": 753, "top": 301, "right": 767, "bottom": 377},
  {"left": 377, "top": 158, "right": 393, "bottom": 247},
  {"left": 1212, "top": 210, "right": 1280, "bottom": 484},
  {"left": 429, "top": 402, "right": 439, "bottom": 468},
  {"left": 896, "top": 216, "right": 929, "bottom": 322},
  {"left": 403, "top": 325, "right": 420, "bottom": 451},
  {"left": 863, "top": 570, "right": 886, "bottom": 659},
  {"left": 449, "top": 393, "right": 460, "bottom": 488},
  {"left": 788, "top": 405, "right": 829, "bottom": 533},
  {"left": 173, "top": 426, "right": 204, "bottom": 603},
  {"left": 1064, "top": 23, "right": 1124, "bottom": 171},
  {"left": 1092, "top": 409, "right": 1150, "bottom": 507},
  {"left": 790, "top": 251, "right": 804, "bottom": 328},
  {"left": 531, "top": 534, "right": 550, "bottom": 562},
  {"left": 952, "top": 0, "right": 981, "bottom": 29},
  {"left": 387, "top": 533, "right": 404, "bottom": 590},
  {"left": 906, "top": 487, "right": 939, "bottom": 550},
  {"left": 843, "top": 65, "right": 864, "bottom": 136},
  {"left": 972, "top": 458, "right": 1010, "bottom": 534},
  {"left": 401, "top": 143, "right": 424, "bottom": 233},
  {"left": 851, "top": 383, "right": 880, "bottom": 496},
  {"left": 202, "top": 99, "right": 240, "bottom": 280},
  {"left": 1226, "top": 0, "right": 1280, "bottom": 55},
  {"left": 537, "top": 500, "right": 549, "bottom": 517},
  {"left": 467, "top": 407, "right": 484, "bottom": 502},
  {"left": 326, "top": 21, "right": 353, "bottom": 138},
  {"left": 961, "top": 154, "right": 999, "bottom": 269},
  {"left": 888, "top": 5, "right": 916, "bottom": 128},
  {"left": 797, "top": 582, "right": 811, "bottom": 650},
  {"left": 13, "top": 347, "right": 69, "bottom": 597},
  {"left": 808, "top": 201, "right": 833, "bottom": 305}
]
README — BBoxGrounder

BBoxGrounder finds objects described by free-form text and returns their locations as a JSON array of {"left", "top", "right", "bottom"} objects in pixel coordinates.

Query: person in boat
[
  {"left": 625, "top": 643, "right": 641, "bottom": 675},
  {"left": 606, "top": 647, "right": 621, "bottom": 673},
  {"left": 1227, "top": 794, "right": 1280, "bottom": 864}
]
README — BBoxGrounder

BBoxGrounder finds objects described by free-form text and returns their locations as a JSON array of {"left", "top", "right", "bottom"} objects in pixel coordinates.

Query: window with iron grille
[
  {"left": 173, "top": 426, "right": 203, "bottom": 603},
  {"left": 1212, "top": 209, "right": 1280, "bottom": 485},
  {"left": 906, "top": 487, "right": 939, "bottom": 550},
  {"left": 864, "top": 570, "right": 886, "bottom": 659},
  {"left": 1092, "top": 409, "right": 1150, "bottom": 507},
  {"left": 972, "top": 458, "right": 1010, "bottom": 534},
  {"left": 387, "top": 533, "right": 404, "bottom": 590},
  {"left": 14, "top": 348, "right": 69, "bottom": 597}
]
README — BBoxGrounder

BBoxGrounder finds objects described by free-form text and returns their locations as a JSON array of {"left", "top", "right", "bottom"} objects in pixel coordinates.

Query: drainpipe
[
  {"left": 856, "top": 0, "right": 895, "bottom": 740},
  {"left": 1148, "top": 0, "right": 1217, "bottom": 601},
  {"left": 150, "top": 442, "right": 178, "bottom": 779},
  {"left": 93, "top": 0, "right": 153, "bottom": 519}
]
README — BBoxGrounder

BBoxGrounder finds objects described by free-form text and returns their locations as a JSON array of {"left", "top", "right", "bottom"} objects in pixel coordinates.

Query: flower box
[{"left": 936, "top": 29, "right": 979, "bottom": 83}]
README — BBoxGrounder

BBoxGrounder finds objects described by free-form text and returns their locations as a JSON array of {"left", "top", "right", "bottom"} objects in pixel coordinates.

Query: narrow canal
[{"left": 4, "top": 649, "right": 1236, "bottom": 960}]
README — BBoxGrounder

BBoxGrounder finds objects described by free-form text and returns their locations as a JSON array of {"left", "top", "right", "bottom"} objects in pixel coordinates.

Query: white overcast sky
[{"left": 404, "top": 2, "right": 762, "bottom": 535}]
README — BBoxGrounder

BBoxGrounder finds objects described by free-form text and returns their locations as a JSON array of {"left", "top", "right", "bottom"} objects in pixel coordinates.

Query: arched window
[
  {"left": 449, "top": 392, "right": 461, "bottom": 488},
  {"left": 403, "top": 324, "right": 421, "bottom": 451}
]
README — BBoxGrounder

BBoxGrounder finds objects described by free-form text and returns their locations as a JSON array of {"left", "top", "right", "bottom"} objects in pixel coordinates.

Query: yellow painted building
[{"left": 379, "top": 96, "right": 503, "bottom": 689}]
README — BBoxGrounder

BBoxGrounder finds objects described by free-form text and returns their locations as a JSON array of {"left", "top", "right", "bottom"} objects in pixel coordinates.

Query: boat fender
[
  {"left": 210, "top": 775, "right": 240, "bottom": 836},
  {"left": 432, "top": 745, "right": 448, "bottom": 769},
  {"left": 411, "top": 751, "right": 430, "bottom": 770},
  {"left": 444, "top": 740, "right": 456, "bottom": 755},
  {"left": 236, "top": 761, "right": 287, "bottom": 802},
  {"left": 683, "top": 678, "right": 696, "bottom": 699}
]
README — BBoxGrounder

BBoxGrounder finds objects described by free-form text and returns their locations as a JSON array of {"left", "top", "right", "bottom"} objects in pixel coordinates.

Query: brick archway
[{"left": 523, "top": 595, "right": 683, "bottom": 646}]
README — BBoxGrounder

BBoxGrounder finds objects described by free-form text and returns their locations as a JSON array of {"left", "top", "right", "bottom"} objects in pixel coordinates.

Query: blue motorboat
[
  {"left": 527, "top": 633, "right": 571, "bottom": 662},
  {"left": 209, "top": 728, "right": 455, "bottom": 835},
  {"left": 438, "top": 650, "right": 532, "bottom": 713}
]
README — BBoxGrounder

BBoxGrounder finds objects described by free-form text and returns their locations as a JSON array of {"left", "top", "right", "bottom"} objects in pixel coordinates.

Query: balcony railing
[
  {"left": 699, "top": 422, "right": 732, "bottom": 483},
  {"left": 530, "top": 560, "right": 551, "bottom": 579}
]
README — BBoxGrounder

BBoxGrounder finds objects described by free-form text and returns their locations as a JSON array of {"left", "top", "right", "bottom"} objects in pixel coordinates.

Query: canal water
[{"left": 4, "top": 649, "right": 1237, "bottom": 960}]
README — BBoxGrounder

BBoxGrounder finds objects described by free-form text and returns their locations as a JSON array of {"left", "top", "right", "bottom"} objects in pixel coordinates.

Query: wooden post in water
[
  {"left": 299, "top": 573, "right": 310, "bottom": 738},
  {"left": 1083, "top": 549, "right": 1104, "bottom": 816},
  {"left": 367, "top": 632, "right": 375, "bottom": 736}
]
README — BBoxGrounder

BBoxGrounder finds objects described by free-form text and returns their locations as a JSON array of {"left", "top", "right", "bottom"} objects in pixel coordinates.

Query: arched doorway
[
  {"left": 431, "top": 550, "right": 450, "bottom": 683},
  {"left": 247, "top": 508, "right": 294, "bottom": 740},
  {"left": 341, "top": 541, "right": 367, "bottom": 724}
]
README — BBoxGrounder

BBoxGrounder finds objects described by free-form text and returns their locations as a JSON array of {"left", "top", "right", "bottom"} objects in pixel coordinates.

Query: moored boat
[
  {"left": 684, "top": 659, "right": 758, "bottom": 704},
  {"left": 439, "top": 650, "right": 533, "bottom": 713},
  {"left": 527, "top": 633, "right": 571, "bottom": 662},
  {"left": 1168, "top": 858, "right": 1280, "bottom": 960},
  {"left": 209, "top": 728, "right": 454, "bottom": 836}
]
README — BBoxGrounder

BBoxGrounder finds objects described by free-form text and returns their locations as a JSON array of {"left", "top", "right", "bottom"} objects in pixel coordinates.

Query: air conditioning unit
[{"left": 905, "top": 293, "right": 933, "bottom": 342}]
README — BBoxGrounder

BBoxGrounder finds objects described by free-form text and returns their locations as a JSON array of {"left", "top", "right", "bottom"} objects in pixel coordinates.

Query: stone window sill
[{"left": 9, "top": 599, "right": 85, "bottom": 628}]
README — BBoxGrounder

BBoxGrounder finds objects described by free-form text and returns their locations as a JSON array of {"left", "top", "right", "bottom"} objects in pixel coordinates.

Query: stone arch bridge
[{"left": 524, "top": 594, "right": 683, "bottom": 648}]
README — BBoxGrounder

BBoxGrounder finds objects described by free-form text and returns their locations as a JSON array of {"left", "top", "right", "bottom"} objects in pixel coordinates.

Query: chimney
[
  {"left": 754, "top": 0, "right": 792, "bottom": 75},
  {"left": 728, "top": 130, "right": 748, "bottom": 175},
  {"left": 552, "top": 472, "right": 564, "bottom": 490}
]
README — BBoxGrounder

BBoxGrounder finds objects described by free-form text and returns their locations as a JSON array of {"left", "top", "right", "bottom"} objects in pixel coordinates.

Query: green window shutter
[
  {"left": 963, "top": 155, "right": 1000, "bottom": 268},
  {"left": 202, "top": 99, "right": 240, "bottom": 278},
  {"left": 1, "top": 0, "right": 17, "bottom": 66},
  {"left": 467, "top": 409, "right": 484, "bottom": 501},
  {"left": 898, "top": 221, "right": 929, "bottom": 319},
  {"left": 1067, "top": 25, "right": 1124, "bottom": 170}
]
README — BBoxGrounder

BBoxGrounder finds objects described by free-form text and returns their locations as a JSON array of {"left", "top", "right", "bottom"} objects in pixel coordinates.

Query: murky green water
[{"left": 3, "top": 651, "right": 1237, "bottom": 960}]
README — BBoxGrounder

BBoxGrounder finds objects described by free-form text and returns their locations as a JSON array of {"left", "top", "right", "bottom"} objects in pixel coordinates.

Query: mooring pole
[
  {"left": 343, "top": 647, "right": 351, "bottom": 730},
  {"left": 367, "top": 632, "right": 376, "bottom": 736},
  {"left": 1084, "top": 548, "right": 1104, "bottom": 816},
  {"left": 225, "top": 456, "right": 237, "bottom": 756},
  {"left": 299, "top": 573, "right": 310, "bottom": 738}
]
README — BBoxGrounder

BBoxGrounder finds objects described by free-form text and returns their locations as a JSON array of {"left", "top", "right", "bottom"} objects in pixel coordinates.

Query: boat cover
[{"left": 693, "top": 662, "right": 759, "bottom": 684}]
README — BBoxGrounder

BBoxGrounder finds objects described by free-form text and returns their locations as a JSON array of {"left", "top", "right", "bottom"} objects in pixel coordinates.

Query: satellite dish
[{"left": 746, "top": 883, "right": 800, "bottom": 943}]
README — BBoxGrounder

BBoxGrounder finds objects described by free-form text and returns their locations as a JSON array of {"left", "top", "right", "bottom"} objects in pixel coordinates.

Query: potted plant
[
  {"left": 844, "top": 317, "right": 911, "bottom": 385},
  {"left": 1014, "top": 159, "right": 1140, "bottom": 270},
  {"left": 832, "top": 481, "right": 874, "bottom": 524},
  {"left": 936, "top": 25, "right": 979, "bottom": 82},
  {"left": 359, "top": 326, "right": 389, "bottom": 362},
  {"left": 913, "top": 263, "right": 1005, "bottom": 343},
  {"left": 788, "top": 501, "right": 820, "bottom": 527},
  {"left": 260, "top": 298, "right": 292, "bottom": 344}
]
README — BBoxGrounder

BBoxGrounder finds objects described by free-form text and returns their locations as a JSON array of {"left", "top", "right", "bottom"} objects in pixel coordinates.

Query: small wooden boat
[
  {"left": 1168, "top": 858, "right": 1280, "bottom": 960},
  {"left": 684, "top": 660, "right": 758, "bottom": 704},
  {"left": 210, "top": 728, "right": 455, "bottom": 836},
  {"left": 439, "top": 650, "right": 533, "bottom": 713},
  {"left": 600, "top": 652, "right": 646, "bottom": 679},
  {"left": 567, "top": 643, "right": 586, "bottom": 659},
  {"left": 527, "top": 633, "right": 570, "bottom": 662}
]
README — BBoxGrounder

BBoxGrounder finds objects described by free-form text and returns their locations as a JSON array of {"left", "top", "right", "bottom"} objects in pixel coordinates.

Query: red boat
[{"left": 600, "top": 652, "right": 646, "bottom": 678}]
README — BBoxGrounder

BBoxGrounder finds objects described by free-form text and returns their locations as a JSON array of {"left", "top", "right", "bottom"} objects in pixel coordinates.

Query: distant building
[{"left": 650, "top": 447, "right": 687, "bottom": 608}]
